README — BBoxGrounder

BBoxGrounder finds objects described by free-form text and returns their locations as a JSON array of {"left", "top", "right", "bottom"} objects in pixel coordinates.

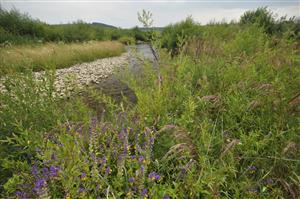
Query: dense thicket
[
  {"left": 0, "top": 7, "right": 147, "bottom": 44},
  {"left": 161, "top": 7, "right": 299, "bottom": 54}
]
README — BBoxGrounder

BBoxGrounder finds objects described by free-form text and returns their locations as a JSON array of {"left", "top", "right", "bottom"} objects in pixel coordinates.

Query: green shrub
[
  {"left": 240, "top": 7, "right": 276, "bottom": 34},
  {"left": 0, "top": 7, "right": 147, "bottom": 44},
  {"left": 0, "top": 7, "right": 46, "bottom": 38},
  {"left": 118, "top": 36, "right": 135, "bottom": 45},
  {"left": 161, "top": 17, "right": 202, "bottom": 53}
]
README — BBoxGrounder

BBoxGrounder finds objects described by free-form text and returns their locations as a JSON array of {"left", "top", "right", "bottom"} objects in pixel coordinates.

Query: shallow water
[{"left": 81, "top": 44, "right": 157, "bottom": 114}]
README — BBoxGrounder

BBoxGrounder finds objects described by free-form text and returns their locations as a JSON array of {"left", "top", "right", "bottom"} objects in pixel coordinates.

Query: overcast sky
[{"left": 1, "top": 0, "right": 299, "bottom": 28}]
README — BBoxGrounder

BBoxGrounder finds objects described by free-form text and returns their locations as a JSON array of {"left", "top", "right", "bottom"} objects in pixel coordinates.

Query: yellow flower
[
  {"left": 65, "top": 192, "right": 71, "bottom": 199},
  {"left": 126, "top": 191, "right": 133, "bottom": 198}
]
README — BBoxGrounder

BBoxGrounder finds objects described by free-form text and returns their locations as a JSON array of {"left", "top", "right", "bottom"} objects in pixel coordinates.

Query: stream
[{"left": 80, "top": 44, "right": 158, "bottom": 115}]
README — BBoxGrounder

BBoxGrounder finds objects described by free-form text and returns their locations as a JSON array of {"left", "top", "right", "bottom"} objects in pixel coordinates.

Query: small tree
[
  {"left": 137, "top": 9, "right": 153, "bottom": 28},
  {"left": 137, "top": 9, "right": 156, "bottom": 43},
  {"left": 240, "top": 7, "right": 276, "bottom": 34}
]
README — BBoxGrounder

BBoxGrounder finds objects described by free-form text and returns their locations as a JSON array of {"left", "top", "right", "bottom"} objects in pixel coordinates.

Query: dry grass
[{"left": 0, "top": 41, "right": 124, "bottom": 76}]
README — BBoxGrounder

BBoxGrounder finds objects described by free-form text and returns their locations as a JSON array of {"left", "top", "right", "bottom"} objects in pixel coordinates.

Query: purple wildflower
[
  {"left": 81, "top": 172, "right": 87, "bottom": 180},
  {"left": 141, "top": 188, "right": 148, "bottom": 197},
  {"left": 118, "top": 132, "right": 125, "bottom": 140},
  {"left": 148, "top": 172, "right": 161, "bottom": 182},
  {"left": 101, "top": 157, "right": 107, "bottom": 164},
  {"left": 15, "top": 191, "right": 27, "bottom": 199},
  {"left": 148, "top": 172, "right": 156, "bottom": 180},
  {"left": 79, "top": 187, "right": 86, "bottom": 193},
  {"left": 150, "top": 137, "right": 155, "bottom": 145},
  {"left": 129, "top": 177, "right": 135, "bottom": 183},
  {"left": 155, "top": 174, "right": 161, "bottom": 181},
  {"left": 131, "top": 155, "right": 136, "bottom": 160},
  {"left": 140, "top": 165, "right": 145, "bottom": 173},
  {"left": 143, "top": 141, "right": 148, "bottom": 148},
  {"left": 42, "top": 167, "right": 49, "bottom": 178},
  {"left": 89, "top": 117, "right": 97, "bottom": 136},
  {"left": 49, "top": 166, "right": 59, "bottom": 177},
  {"left": 31, "top": 165, "right": 38, "bottom": 177},
  {"left": 118, "top": 128, "right": 127, "bottom": 140},
  {"left": 105, "top": 167, "right": 111, "bottom": 176},
  {"left": 139, "top": 156, "right": 145, "bottom": 163},
  {"left": 90, "top": 152, "right": 96, "bottom": 161},
  {"left": 34, "top": 179, "right": 46, "bottom": 192}
]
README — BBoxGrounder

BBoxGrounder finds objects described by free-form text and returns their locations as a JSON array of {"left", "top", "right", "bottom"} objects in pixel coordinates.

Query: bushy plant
[
  {"left": 240, "top": 7, "right": 300, "bottom": 38},
  {"left": 118, "top": 36, "right": 136, "bottom": 45},
  {"left": 0, "top": 7, "right": 46, "bottom": 38},
  {"left": 240, "top": 7, "right": 276, "bottom": 34},
  {"left": 0, "top": 6, "right": 147, "bottom": 44},
  {"left": 160, "top": 17, "right": 202, "bottom": 54}
]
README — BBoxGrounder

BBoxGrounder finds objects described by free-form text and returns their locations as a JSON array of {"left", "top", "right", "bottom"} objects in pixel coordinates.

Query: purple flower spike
[
  {"left": 148, "top": 172, "right": 161, "bottom": 182},
  {"left": 34, "top": 179, "right": 46, "bottom": 192},
  {"left": 148, "top": 172, "right": 156, "bottom": 180},
  {"left": 140, "top": 165, "right": 145, "bottom": 173},
  {"left": 129, "top": 177, "right": 135, "bottom": 183},
  {"left": 155, "top": 174, "right": 161, "bottom": 181},
  {"left": 31, "top": 165, "right": 38, "bottom": 177},
  {"left": 150, "top": 137, "right": 155, "bottom": 144},
  {"left": 138, "top": 156, "right": 145, "bottom": 163},
  {"left": 49, "top": 166, "right": 59, "bottom": 177},
  {"left": 105, "top": 167, "right": 111, "bottom": 176},
  {"left": 79, "top": 187, "right": 86, "bottom": 193},
  {"left": 81, "top": 172, "right": 87, "bottom": 180},
  {"left": 15, "top": 191, "right": 28, "bottom": 199},
  {"left": 42, "top": 167, "right": 49, "bottom": 178},
  {"left": 141, "top": 188, "right": 148, "bottom": 197}
]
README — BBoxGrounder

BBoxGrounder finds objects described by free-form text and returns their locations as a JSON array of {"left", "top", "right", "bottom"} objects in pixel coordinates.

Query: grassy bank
[{"left": 0, "top": 41, "right": 125, "bottom": 75}]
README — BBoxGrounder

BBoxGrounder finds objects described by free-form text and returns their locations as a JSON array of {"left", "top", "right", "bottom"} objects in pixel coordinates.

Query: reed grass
[{"left": 0, "top": 41, "right": 124, "bottom": 76}]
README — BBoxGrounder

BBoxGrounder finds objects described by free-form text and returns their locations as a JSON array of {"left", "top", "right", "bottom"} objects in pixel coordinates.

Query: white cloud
[{"left": 1, "top": 1, "right": 299, "bottom": 27}]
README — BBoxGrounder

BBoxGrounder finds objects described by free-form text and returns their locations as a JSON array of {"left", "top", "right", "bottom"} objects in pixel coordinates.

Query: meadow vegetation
[
  {"left": 0, "top": 7, "right": 299, "bottom": 199},
  {"left": 0, "top": 41, "right": 124, "bottom": 75}
]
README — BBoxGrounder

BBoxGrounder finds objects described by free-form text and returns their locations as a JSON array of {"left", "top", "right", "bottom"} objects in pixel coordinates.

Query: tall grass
[{"left": 0, "top": 41, "right": 124, "bottom": 75}]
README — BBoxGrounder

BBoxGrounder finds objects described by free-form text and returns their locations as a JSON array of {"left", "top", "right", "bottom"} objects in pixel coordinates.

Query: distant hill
[{"left": 92, "top": 22, "right": 117, "bottom": 29}]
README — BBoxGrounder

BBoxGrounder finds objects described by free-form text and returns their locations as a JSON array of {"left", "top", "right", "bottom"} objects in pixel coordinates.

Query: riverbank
[{"left": 0, "top": 41, "right": 125, "bottom": 76}]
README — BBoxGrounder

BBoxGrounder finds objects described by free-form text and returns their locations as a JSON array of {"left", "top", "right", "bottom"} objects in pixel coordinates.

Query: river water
[{"left": 80, "top": 44, "right": 157, "bottom": 115}]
